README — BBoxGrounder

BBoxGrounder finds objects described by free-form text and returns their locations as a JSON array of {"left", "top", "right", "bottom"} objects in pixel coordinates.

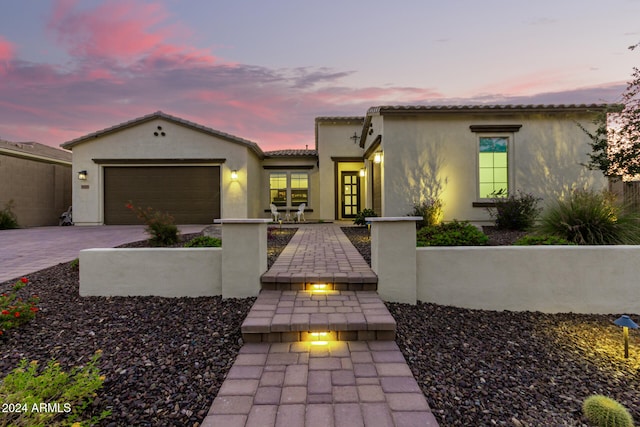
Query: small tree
[{"left": 582, "top": 43, "right": 640, "bottom": 179}]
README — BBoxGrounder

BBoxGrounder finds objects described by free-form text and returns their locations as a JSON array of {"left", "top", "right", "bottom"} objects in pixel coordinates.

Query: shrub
[
  {"left": 0, "top": 351, "right": 111, "bottom": 426},
  {"left": 353, "top": 209, "right": 378, "bottom": 226},
  {"left": 0, "top": 277, "right": 39, "bottom": 337},
  {"left": 417, "top": 220, "right": 489, "bottom": 246},
  {"left": 537, "top": 189, "right": 640, "bottom": 245},
  {"left": 125, "top": 201, "right": 178, "bottom": 246},
  {"left": 69, "top": 258, "right": 79, "bottom": 270},
  {"left": 513, "top": 235, "right": 574, "bottom": 245},
  {"left": 488, "top": 190, "right": 542, "bottom": 231},
  {"left": 0, "top": 199, "right": 19, "bottom": 229},
  {"left": 184, "top": 236, "right": 221, "bottom": 247},
  {"left": 409, "top": 198, "right": 444, "bottom": 229},
  {"left": 582, "top": 395, "right": 634, "bottom": 427}
]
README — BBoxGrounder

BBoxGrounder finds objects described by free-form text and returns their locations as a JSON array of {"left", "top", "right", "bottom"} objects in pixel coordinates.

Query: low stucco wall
[
  {"left": 417, "top": 246, "right": 640, "bottom": 314},
  {"left": 80, "top": 248, "right": 222, "bottom": 297}
]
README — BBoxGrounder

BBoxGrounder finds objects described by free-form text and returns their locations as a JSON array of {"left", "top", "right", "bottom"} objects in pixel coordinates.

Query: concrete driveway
[{"left": 0, "top": 225, "right": 206, "bottom": 283}]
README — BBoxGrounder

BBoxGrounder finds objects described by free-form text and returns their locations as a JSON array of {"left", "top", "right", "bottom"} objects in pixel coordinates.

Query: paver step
[
  {"left": 260, "top": 276, "right": 377, "bottom": 292},
  {"left": 201, "top": 341, "right": 439, "bottom": 427},
  {"left": 242, "top": 290, "right": 396, "bottom": 343}
]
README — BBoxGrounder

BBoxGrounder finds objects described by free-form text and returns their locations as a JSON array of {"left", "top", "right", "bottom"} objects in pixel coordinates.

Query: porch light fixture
[
  {"left": 374, "top": 152, "right": 382, "bottom": 164},
  {"left": 613, "top": 315, "right": 638, "bottom": 358},
  {"left": 359, "top": 168, "right": 365, "bottom": 177},
  {"left": 230, "top": 170, "right": 238, "bottom": 180},
  {"left": 77, "top": 170, "right": 88, "bottom": 181}
]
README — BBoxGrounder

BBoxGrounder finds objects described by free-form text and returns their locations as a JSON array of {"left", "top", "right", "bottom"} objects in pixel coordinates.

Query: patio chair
[
  {"left": 59, "top": 206, "right": 73, "bottom": 226},
  {"left": 295, "top": 203, "right": 306, "bottom": 222},
  {"left": 270, "top": 204, "right": 280, "bottom": 222}
]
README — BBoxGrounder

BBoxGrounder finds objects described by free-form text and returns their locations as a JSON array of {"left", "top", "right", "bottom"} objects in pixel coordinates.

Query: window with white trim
[
  {"left": 290, "top": 172, "right": 309, "bottom": 204},
  {"left": 478, "top": 136, "right": 509, "bottom": 199},
  {"left": 269, "top": 172, "right": 309, "bottom": 206},
  {"left": 270, "top": 172, "right": 287, "bottom": 206}
]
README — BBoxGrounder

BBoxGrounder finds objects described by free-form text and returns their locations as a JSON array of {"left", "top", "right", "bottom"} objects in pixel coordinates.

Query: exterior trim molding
[
  {"left": 363, "top": 135, "right": 382, "bottom": 159},
  {"left": 263, "top": 165, "right": 314, "bottom": 170},
  {"left": 93, "top": 158, "right": 226, "bottom": 165},
  {"left": 470, "top": 125, "right": 522, "bottom": 133},
  {"left": 330, "top": 156, "right": 364, "bottom": 162}
]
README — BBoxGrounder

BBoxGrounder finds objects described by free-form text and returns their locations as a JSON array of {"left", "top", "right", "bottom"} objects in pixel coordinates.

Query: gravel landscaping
[
  {"left": 3, "top": 225, "right": 639, "bottom": 426},
  {"left": 342, "top": 225, "right": 640, "bottom": 426},
  {"left": 0, "top": 227, "right": 296, "bottom": 426}
]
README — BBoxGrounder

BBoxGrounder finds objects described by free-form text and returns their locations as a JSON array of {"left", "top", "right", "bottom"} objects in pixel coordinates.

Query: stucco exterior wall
[
  {"left": 70, "top": 118, "right": 260, "bottom": 225},
  {"left": 377, "top": 112, "right": 607, "bottom": 222},
  {"left": 80, "top": 248, "right": 222, "bottom": 297},
  {"left": 261, "top": 157, "right": 319, "bottom": 220},
  {"left": 0, "top": 153, "right": 71, "bottom": 226},
  {"left": 316, "top": 119, "right": 365, "bottom": 220},
  {"left": 416, "top": 246, "right": 640, "bottom": 314}
]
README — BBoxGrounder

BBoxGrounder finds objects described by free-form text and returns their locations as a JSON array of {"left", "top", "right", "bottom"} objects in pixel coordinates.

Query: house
[
  {"left": 0, "top": 139, "right": 72, "bottom": 227},
  {"left": 354, "top": 104, "right": 609, "bottom": 222},
  {"left": 60, "top": 105, "right": 609, "bottom": 225}
]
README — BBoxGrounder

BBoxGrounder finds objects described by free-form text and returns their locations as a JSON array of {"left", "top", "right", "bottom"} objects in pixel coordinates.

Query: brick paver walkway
[
  {"left": 242, "top": 290, "right": 396, "bottom": 343},
  {"left": 203, "top": 341, "right": 439, "bottom": 427},
  {"left": 204, "top": 224, "right": 439, "bottom": 426},
  {"left": 261, "top": 225, "right": 377, "bottom": 286}
]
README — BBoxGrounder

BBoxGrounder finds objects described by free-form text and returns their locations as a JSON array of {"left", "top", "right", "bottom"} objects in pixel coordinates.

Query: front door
[{"left": 341, "top": 172, "right": 360, "bottom": 218}]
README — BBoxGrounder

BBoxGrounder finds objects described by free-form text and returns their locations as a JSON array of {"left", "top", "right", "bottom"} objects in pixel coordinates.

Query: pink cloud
[
  {"left": 0, "top": 36, "right": 15, "bottom": 73},
  {"left": 48, "top": 0, "right": 218, "bottom": 67}
]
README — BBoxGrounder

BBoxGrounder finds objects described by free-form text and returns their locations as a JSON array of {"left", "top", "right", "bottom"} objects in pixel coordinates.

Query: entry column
[
  {"left": 367, "top": 216, "right": 421, "bottom": 304},
  {"left": 215, "top": 218, "right": 270, "bottom": 298}
]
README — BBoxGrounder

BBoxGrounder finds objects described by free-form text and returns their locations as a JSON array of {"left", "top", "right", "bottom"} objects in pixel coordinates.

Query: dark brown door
[
  {"left": 372, "top": 162, "right": 381, "bottom": 215},
  {"left": 104, "top": 166, "right": 220, "bottom": 224},
  {"left": 341, "top": 171, "right": 360, "bottom": 218}
]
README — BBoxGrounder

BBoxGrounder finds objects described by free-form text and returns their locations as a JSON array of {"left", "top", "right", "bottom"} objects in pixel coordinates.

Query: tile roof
[
  {"left": 264, "top": 149, "right": 318, "bottom": 157},
  {"left": 0, "top": 139, "right": 71, "bottom": 164},
  {"left": 367, "top": 103, "right": 615, "bottom": 115},
  {"left": 60, "top": 111, "right": 265, "bottom": 158}
]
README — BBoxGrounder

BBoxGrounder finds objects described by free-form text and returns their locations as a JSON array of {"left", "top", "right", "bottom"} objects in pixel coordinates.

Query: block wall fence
[{"left": 81, "top": 218, "right": 640, "bottom": 314}]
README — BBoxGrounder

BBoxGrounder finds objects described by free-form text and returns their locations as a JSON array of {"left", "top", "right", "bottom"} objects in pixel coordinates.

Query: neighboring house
[
  {"left": 61, "top": 105, "right": 609, "bottom": 225},
  {"left": 0, "top": 140, "right": 72, "bottom": 227}
]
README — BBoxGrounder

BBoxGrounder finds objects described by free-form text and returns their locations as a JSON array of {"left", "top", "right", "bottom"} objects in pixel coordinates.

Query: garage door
[{"left": 104, "top": 166, "right": 220, "bottom": 225}]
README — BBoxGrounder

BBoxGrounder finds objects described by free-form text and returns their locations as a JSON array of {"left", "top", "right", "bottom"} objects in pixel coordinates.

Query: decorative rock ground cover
[{"left": 2, "top": 226, "right": 639, "bottom": 426}]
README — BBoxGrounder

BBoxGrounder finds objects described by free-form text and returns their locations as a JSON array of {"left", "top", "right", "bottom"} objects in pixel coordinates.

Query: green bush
[
  {"left": 184, "top": 236, "right": 222, "bottom": 247},
  {"left": 353, "top": 209, "right": 378, "bottom": 226},
  {"left": 0, "top": 351, "right": 111, "bottom": 426},
  {"left": 582, "top": 395, "right": 634, "bottom": 427},
  {"left": 537, "top": 189, "right": 640, "bottom": 245},
  {"left": 0, "top": 199, "right": 19, "bottom": 229},
  {"left": 125, "top": 201, "right": 178, "bottom": 246},
  {"left": 488, "top": 190, "right": 541, "bottom": 231},
  {"left": 513, "top": 235, "right": 574, "bottom": 245},
  {"left": 409, "top": 198, "right": 443, "bottom": 229},
  {"left": 417, "top": 220, "right": 489, "bottom": 246}
]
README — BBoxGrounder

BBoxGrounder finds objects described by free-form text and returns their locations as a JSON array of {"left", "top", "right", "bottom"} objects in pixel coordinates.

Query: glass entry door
[{"left": 341, "top": 172, "right": 360, "bottom": 218}]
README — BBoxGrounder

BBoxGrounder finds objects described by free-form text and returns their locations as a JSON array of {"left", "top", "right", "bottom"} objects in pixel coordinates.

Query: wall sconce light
[
  {"left": 359, "top": 168, "right": 366, "bottom": 177},
  {"left": 230, "top": 170, "right": 238, "bottom": 180},
  {"left": 77, "top": 170, "right": 88, "bottom": 181},
  {"left": 373, "top": 152, "right": 382, "bottom": 164},
  {"left": 614, "top": 315, "right": 638, "bottom": 358}
]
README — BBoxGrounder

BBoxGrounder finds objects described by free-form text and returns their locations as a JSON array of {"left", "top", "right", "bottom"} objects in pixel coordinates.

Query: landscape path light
[{"left": 613, "top": 315, "right": 638, "bottom": 358}]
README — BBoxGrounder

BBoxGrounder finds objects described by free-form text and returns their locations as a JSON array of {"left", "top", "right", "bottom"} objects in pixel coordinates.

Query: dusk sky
[{"left": 1, "top": 0, "right": 639, "bottom": 151}]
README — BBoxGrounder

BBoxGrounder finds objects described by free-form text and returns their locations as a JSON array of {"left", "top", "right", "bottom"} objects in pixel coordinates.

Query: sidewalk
[{"left": 0, "top": 225, "right": 205, "bottom": 283}]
